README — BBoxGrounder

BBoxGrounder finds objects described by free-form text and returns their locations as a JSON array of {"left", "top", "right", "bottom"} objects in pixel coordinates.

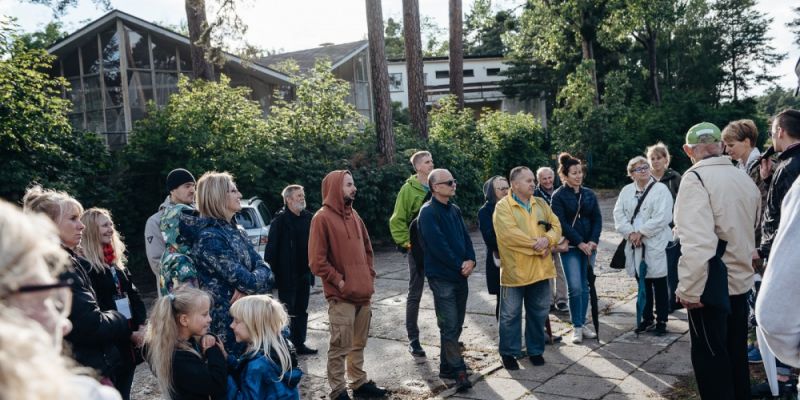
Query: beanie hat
[
  {"left": 685, "top": 122, "right": 721, "bottom": 145},
  {"left": 166, "top": 168, "right": 195, "bottom": 192}
]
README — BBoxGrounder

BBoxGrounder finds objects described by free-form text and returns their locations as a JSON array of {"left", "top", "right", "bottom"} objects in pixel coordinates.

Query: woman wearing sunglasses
[
  {"left": 22, "top": 186, "right": 138, "bottom": 392},
  {"left": 0, "top": 199, "right": 122, "bottom": 400}
]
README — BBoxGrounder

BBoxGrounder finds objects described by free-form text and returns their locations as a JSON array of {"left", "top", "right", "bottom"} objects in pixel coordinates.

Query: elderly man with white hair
[{"left": 534, "top": 167, "right": 568, "bottom": 313}]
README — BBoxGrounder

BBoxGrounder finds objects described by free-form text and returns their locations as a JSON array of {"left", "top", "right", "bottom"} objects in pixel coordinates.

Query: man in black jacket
[{"left": 265, "top": 184, "right": 317, "bottom": 355}]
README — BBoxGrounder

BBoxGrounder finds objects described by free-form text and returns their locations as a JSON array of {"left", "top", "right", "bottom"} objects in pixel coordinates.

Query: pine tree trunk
[
  {"left": 449, "top": 0, "right": 464, "bottom": 109},
  {"left": 365, "top": 0, "right": 396, "bottom": 163},
  {"left": 403, "top": 0, "right": 429, "bottom": 139},
  {"left": 185, "top": 0, "right": 215, "bottom": 81},
  {"left": 646, "top": 29, "right": 661, "bottom": 106}
]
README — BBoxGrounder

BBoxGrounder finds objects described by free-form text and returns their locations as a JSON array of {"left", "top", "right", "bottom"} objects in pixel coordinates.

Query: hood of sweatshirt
[{"left": 321, "top": 170, "right": 352, "bottom": 218}]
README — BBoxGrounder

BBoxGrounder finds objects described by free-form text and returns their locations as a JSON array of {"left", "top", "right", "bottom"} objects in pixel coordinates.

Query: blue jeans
[
  {"left": 428, "top": 277, "right": 468, "bottom": 374},
  {"left": 499, "top": 279, "right": 551, "bottom": 357},
  {"left": 560, "top": 249, "right": 596, "bottom": 328}
]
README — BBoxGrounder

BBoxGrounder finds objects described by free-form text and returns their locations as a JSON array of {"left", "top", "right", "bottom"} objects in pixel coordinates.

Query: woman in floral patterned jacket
[{"left": 193, "top": 171, "right": 274, "bottom": 356}]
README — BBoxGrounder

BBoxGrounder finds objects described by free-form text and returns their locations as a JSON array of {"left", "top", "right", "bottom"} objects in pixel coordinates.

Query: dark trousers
[
  {"left": 278, "top": 281, "right": 311, "bottom": 347},
  {"left": 428, "top": 277, "right": 468, "bottom": 374},
  {"left": 113, "top": 360, "right": 136, "bottom": 400},
  {"left": 688, "top": 293, "right": 750, "bottom": 400},
  {"left": 666, "top": 241, "right": 681, "bottom": 310},
  {"left": 406, "top": 254, "right": 425, "bottom": 341},
  {"left": 643, "top": 277, "right": 669, "bottom": 325}
]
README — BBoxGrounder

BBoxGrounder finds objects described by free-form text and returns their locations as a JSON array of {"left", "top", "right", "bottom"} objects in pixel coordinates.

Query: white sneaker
[
  {"left": 582, "top": 325, "right": 597, "bottom": 339},
  {"left": 571, "top": 328, "right": 583, "bottom": 344}
]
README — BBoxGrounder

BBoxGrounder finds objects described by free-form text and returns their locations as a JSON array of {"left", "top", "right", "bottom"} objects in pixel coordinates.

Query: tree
[
  {"left": 13, "top": 20, "right": 66, "bottom": 49},
  {"left": 365, "top": 0, "right": 396, "bottom": 163},
  {"left": 789, "top": 6, "right": 800, "bottom": 48},
  {"left": 185, "top": 0, "right": 215, "bottom": 80},
  {"left": 403, "top": 0, "right": 429, "bottom": 139},
  {"left": 449, "top": 0, "right": 464, "bottom": 109},
  {"left": 713, "top": 0, "right": 786, "bottom": 101},
  {"left": 19, "top": 0, "right": 109, "bottom": 16},
  {"left": 385, "top": 17, "right": 405, "bottom": 59},
  {"left": 463, "top": 0, "right": 516, "bottom": 56}
]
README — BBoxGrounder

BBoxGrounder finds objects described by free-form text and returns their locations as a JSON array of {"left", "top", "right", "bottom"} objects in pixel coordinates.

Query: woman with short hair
[
  {"left": 192, "top": 171, "right": 274, "bottom": 355},
  {"left": 478, "top": 176, "right": 509, "bottom": 319},
  {"left": 613, "top": 157, "right": 674, "bottom": 335}
]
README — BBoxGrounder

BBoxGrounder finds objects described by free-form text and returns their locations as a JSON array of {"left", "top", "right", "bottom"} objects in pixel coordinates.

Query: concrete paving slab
[
  {"left": 616, "top": 371, "right": 680, "bottom": 396},
  {"left": 536, "top": 374, "right": 620, "bottom": 399},
  {"left": 566, "top": 355, "right": 643, "bottom": 380},
  {"left": 639, "top": 340, "right": 693, "bottom": 377},
  {"left": 611, "top": 330, "right": 682, "bottom": 347},
  {"left": 602, "top": 392, "right": 664, "bottom": 399},
  {"left": 541, "top": 342, "right": 596, "bottom": 365},
  {"left": 491, "top": 360, "right": 571, "bottom": 382},
  {"left": 518, "top": 393, "right": 582, "bottom": 400},
  {"left": 451, "top": 376, "right": 539, "bottom": 400},
  {"left": 593, "top": 342, "right": 664, "bottom": 362}
]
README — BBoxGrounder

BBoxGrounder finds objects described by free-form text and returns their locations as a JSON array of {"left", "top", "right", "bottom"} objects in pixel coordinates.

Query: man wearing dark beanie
[{"left": 144, "top": 168, "right": 196, "bottom": 294}]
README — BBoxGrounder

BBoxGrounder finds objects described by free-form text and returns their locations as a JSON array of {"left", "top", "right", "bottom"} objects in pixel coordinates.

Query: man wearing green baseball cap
[{"left": 675, "top": 121, "right": 760, "bottom": 399}]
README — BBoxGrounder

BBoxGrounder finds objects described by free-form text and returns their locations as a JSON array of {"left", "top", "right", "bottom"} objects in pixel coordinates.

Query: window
[
  {"left": 124, "top": 26, "right": 151, "bottom": 69},
  {"left": 435, "top": 70, "right": 449, "bottom": 79},
  {"left": 487, "top": 68, "right": 501, "bottom": 76},
  {"left": 389, "top": 73, "right": 403, "bottom": 92},
  {"left": 464, "top": 69, "right": 474, "bottom": 77},
  {"left": 151, "top": 36, "right": 177, "bottom": 71}
]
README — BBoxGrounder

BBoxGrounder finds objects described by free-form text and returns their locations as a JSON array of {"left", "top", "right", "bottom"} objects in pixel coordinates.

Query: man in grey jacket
[
  {"left": 674, "top": 122, "right": 760, "bottom": 400},
  {"left": 144, "top": 168, "right": 195, "bottom": 291}
]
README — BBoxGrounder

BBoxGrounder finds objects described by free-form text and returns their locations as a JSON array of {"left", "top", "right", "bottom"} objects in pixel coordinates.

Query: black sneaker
[
  {"left": 455, "top": 371, "right": 472, "bottom": 392},
  {"left": 352, "top": 380, "right": 388, "bottom": 398},
  {"left": 501, "top": 355, "right": 520, "bottom": 370},
  {"left": 438, "top": 370, "right": 457, "bottom": 380},
  {"left": 529, "top": 354, "right": 545, "bottom": 366},
  {"left": 635, "top": 320, "right": 655, "bottom": 334},
  {"left": 296, "top": 344, "right": 318, "bottom": 355},
  {"left": 408, "top": 339, "right": 426, "bottom": 358},
  {"left": 653, "top": 323, "right": 667, "bottom": 336}
]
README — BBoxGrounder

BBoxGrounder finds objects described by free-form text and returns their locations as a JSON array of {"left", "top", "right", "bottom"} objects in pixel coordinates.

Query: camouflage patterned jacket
[{"left": 158, "top": 204, "right": 200, "bottom": 295}]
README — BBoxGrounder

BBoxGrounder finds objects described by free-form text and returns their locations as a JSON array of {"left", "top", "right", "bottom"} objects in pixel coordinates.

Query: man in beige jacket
[{"left": 674, "top": 122, "right": 760, "bottom": 400}]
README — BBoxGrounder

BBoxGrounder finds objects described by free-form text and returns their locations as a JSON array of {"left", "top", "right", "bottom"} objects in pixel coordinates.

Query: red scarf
[{"left": 103, "top": 243, "right": 116, "bottom": 265}]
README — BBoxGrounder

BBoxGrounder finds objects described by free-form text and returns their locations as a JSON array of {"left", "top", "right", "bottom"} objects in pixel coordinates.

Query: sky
[{"left": 1, "top": 0, "right": 798, "bottom": 95}]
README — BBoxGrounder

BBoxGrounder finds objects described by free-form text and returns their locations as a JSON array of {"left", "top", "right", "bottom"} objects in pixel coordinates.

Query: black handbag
[{"left": 610, "top": 180, "right": 656, "bottom": 270}]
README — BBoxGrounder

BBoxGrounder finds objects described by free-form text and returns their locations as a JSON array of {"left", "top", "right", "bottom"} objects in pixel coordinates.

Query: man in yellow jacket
[{"left": 493, "top": 166, "right": 562, "bottom": 370}]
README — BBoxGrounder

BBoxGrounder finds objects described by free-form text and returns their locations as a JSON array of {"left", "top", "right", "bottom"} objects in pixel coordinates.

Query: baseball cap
[{"left": 685, "top": 122, "right": 721, "bottom": 145}]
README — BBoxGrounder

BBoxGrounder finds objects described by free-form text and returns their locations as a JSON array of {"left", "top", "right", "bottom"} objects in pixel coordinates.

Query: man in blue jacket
[{"left": 418, "top": 168, "right": 475, "bottom": 393}]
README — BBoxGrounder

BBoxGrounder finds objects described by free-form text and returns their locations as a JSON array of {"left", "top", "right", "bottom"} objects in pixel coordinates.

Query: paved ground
[{"left": 131, "top": 194, "right": 695, "bottom": 400}]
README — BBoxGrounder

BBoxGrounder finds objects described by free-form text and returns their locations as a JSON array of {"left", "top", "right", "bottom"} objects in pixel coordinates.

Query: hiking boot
[
  {"left": 438, "top": 370, "right": 457, "bottom": 380},
  {"left": 455, "top": 371, "right": 472, "bottom": 392},
  {"left": 748, "top": 346, "right": 763, "bottom": 364},
  {"left": 352, "top": 380, "right": 387, "bottom": 398},
  {"left": 501, "top": 355, "right": 520, "bottom": 370},
  {"left": 653, "top": 323, "right": 667, "bottom": 336},
  {"left": 296, "top": 344, "right": 318, "bottom": 355},
  {"left": 408, "top": 339, "right": 426, "bottom": 358},
  {"left": 529, "top": 354, "right": 545, "bottom": 366},
  {"left": 571, "top": 328, "right": 583, "bottom": 344},
  {"left": 555, "top": 302, "right": 569, "bottom": 313},
  {"left": 582, "top": 325, "right": 598, "bottom": 339}
]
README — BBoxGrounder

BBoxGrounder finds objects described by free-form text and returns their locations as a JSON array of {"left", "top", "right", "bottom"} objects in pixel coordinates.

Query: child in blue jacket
[{"left": 228, "top": 295, "right": 303, "bottom": 400}]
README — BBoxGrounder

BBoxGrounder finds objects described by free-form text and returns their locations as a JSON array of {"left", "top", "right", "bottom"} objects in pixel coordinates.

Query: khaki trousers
[{"left": 326, "top": 299, "right": 371, "bottom": 399}]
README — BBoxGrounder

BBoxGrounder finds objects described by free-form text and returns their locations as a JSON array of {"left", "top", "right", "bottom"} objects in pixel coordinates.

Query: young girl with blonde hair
[
  {"left": 80, "top": 208, "right": 147, "bottom": 400},
  {"left": 228, "top": 295, "right": 303, "bottom": 400},
  {"left": 144, "top": 287, "right": 227, "bottom": 400}
]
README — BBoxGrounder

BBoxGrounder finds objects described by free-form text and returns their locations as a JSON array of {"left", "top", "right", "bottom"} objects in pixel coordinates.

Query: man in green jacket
[{"left": 389, "top": 150, "right": 434, "bottom": 359}]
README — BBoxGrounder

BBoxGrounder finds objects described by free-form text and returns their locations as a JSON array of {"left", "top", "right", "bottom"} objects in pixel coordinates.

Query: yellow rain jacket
[{"left": 493, "top": 190, "right": 562, "bottom": 287}]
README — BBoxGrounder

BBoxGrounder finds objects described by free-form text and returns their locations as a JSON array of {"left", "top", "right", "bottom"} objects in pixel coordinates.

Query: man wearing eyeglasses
[
  {"left": 417, "top": 168, "right": 475, "bottom": 393},
  {"left": 494, "top": 166, "right": 562, "bottom": 370},
  {"left": 389, "top": 150, "right": 434, "bottom": 360}
]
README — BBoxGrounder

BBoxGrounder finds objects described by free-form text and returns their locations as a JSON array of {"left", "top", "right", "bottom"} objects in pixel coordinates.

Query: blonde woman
[
  {"left": 144, "top": 287, "right": 226, "bottom": 400},
  {"left": 0, "top": 199, "right": 121, "bottom": 400},
  {"left": 228, "top": 295, "right": 303, "bottom": 399},
  {"left": 22, "top": 186, "right": 137, "bottom": 387},
  {"left": 193, "top": 172, "right": 274, "bottom": 355},
  {"left": 81, "top": 208, "right": 147, "bottom": 400},
  {"left": 613, "top": 157, "right": 674, "bottom": 335}
]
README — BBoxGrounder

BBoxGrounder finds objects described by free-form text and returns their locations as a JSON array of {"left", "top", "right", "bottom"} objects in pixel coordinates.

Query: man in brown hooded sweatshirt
[{"left": 309, "top": 170, "right": 388, "bottom": 400}]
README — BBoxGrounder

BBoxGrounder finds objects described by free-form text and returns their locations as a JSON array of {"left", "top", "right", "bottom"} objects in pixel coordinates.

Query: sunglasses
[{"left": 434, "top": 179, "right": 457, "bottom": 187}]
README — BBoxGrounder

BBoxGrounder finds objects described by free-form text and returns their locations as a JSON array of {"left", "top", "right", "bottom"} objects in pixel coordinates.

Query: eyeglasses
[
  {"left": 2, "top": 279, "right": 74, "bottom": 320},
  {"left": 496, "top": 186, "right": 509, "bottom": 191},
  {"left": 434, "top": 179, "right": 457, "bottom": 187},
  {"left": 632, "top": 165, "right": 650, "bottom": 173}
]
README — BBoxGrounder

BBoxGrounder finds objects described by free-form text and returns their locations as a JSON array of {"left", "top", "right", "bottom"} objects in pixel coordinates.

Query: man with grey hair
[
  {"left": 674, "top": 122, "right": 759, "bottom": 399},
  {"left": 265, "top": 184, "right": 317, "bottom": 354},
  {"left": 534, "top": 166, "right": 568, "bottom": 313},
  {"left": 389, "top": 150, "right": 434, "bottom": 359}
]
